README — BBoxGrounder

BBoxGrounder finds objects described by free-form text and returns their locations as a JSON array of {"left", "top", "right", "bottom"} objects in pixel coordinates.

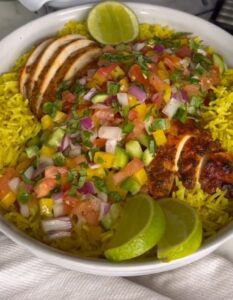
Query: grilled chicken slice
[
  {"left": 38, "top": 39, "right": 94, "bottom": 99},
  {"left": 19, "top": 38, "right": 54, "bottom": 98},
  {"left": 34, "top": 47, "right": 102, "bottom": 116},
  {"left": 178, "top": 132, "right": 221, "bottom": 189},
  {"left": 27, "top": 34, "right": 84, "bottom": 98},
  {"left": 148, "top": 121, "right": 194, "bottom": 198},
  {"left": 200, "top": 152, "right": 233, "bottom": 197}
]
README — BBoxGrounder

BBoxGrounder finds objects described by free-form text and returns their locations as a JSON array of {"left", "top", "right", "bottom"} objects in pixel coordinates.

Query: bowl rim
[{"left": 0, "top": 2, "right": 233, "bottom": 276}]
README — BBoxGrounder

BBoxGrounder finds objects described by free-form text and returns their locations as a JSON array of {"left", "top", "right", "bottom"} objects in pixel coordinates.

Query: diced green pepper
[
  {"left": 26, "top": 145, "right": 39, "bottom": 158},
  {"left": 125, "top": 140, "right": 142, "bottom": 159},
  {"left": 113, "top": 147, "right": 129, "bottom": 169},
  {"left": 107, "top": 82, "right": 120, "bottom": 95},
  {"left": 47, "top": 128, "right": 65, "bottom": 148},
  {"left": 121, "top": 177, "right": 141, "bottom": 195},
  {"left": 142, "top": 149, "right": 154, "bottom": 166},
  {"left": 213, "top": 53, "right": 225, "bottom": 74},
  {"left": 101, "top": 203, "right": 121, "bottom": 230},
  {"left": 91, "top": 93, "right": 109, "bottom": 104}
]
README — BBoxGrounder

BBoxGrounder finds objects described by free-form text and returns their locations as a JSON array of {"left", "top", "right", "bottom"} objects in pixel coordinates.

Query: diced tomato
[
  {"left": 97, "top": 63, "right": 118, "bottom": 77},
  {"left": 73, "top": 199, "right": 100, "bottom": 225},
  {"left": 62, "top": 91, "right": 76, "bottom": 112},
  {"left": 163, "top": 55, "right": 180, "bottom": 71},
  {"left": 128, "top": 64, "right": 149, "bottom": 86},
  {"left": 93, "top": 138, "right": 107, "bottom": 148},
  {"left": 176, "top": 47, "right": 192, "bottom": 59},
  {"left": 93, "top": 108, "right": 115, "bottom": 124},
  {"left": 152, "top": 92, "right": 163, "bottom": 108},
  {"left": 34, "top": 178, "right": 57, "bottom": 198},
  {"left": 127, "top": 118, "right": 145, "bottom": 140},
  {"left": 44, "top": 166, "right": 68, "bottom": 179},
  {"left": 113, "top": 158, "right": 144, "bottom": 185},
  {"left": 182, "top": 84, "right": 200, "bottom": 97},
  {"left": 128, "top": 109, "right": 138, "bottom": 121},
  {"left": 149, "top": 74, "right": 165, "bottom": 92},
  {"left": 0, "top": 168, "right": 17, "bottom": 198},
  {"left": 200, "top": 67, "right": 220, "bottom": 92}
]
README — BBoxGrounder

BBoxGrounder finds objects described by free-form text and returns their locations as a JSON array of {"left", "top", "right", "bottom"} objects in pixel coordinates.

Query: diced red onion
[
  {"left": 133, "top": 42, "right": 146, "bottom": 51},
  {"left": 79, "top": 76, "right": 87, "bottom": 85},
  {"left": 181, "top": 90, "right": 189, "bottom": 102},
  {"left": 48, "top": 231, "right": 71, "bottom": 240},
  {"left": 78, "top": 181, "right": 96, "bottom": 194},
  {"left": 117, "top": 93, "right": 128, "bottom": 106},
  {"left": 60, "top": 134, "right": 70, "bottom": 152},
  {"left": 98, "top": 126, "right": 122, "bottom": 141},
  {"left": 129, "top": 85, "right": 147, "bottom": 102},
  {"left": 19, "top": 203, "right": 30, "bottom": 218},
  {"left": 99, "top": 202, "right": 111, "bottom": 220},
  {"left": 154, "top": 44, "right": 165, "bottom": 53},
  {"left": 84, "top": 88, "right": 96, "bottom": 101},
  {"left": 53, "top": 203, "right": 65, "bottom": 218},
  {"left": 41, "top": 217, "right": 72, "bottom": 233},
  {"left": 8, "top": 177, "right": 20, "bottom": 192},
  {"left": 51, "top": 192, "right": 63, "bottom": 203},
  {"left": 80, "top": 117, "right": 93, "bottom": 130},
  {"left": 162, "top": 97, "right": 182, "bottom": 118},
  {"left": 97, "top": 192, "right": 108, "bottom": 202},
  {"left": 105, "top": 139, "right": 117, "bottom": 154},
  {"left": 24, "top": 166, "right": 34, "bottom": 180}
]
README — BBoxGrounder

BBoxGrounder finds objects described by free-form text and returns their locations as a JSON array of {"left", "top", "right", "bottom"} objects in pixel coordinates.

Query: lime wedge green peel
[
  {"left": 157, "top": 198, "right": 202, "bottom": 261},
  {"left": 87, "top": 1, "right": 139, "bottom": 45},
  {"left": 104, "top": 194, "right": 165, "bottom": 261}
]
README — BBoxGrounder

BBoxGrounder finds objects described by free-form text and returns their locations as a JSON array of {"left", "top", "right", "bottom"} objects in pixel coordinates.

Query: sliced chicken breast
[
  {"left": 27, "top": 34, "right": 84, "bottom": 97},
  {"left": 19, "top": 38, "right": 54, "bottom": 97},
  {"left": 38, "top": 39, "right": 94, "bottom": 98}
]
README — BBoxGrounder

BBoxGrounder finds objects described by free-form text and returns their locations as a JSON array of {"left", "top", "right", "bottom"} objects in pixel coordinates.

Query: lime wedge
[
  {"left": 104, "top": 194, "right": 165, "bottom": 261},
  {"left": 87, "top": 1, "right": 139, "bottom": 45},
  {"left": 157, "top": 198, "right": 202, "bottom": 261}
]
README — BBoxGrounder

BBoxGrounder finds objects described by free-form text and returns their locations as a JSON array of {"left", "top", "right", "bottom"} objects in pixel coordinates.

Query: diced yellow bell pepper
[
  {"left": 94, "top": 152, "right": 115, "bottom": 169},
  {"left": 206, "top": 46, "right": 214, "bottom": 55},
  {"left": 106, "top": 172, "right": 127, "bottom": 200},
  {"left": 157, "top": 69, "right": 168, "bottom": 80},
  {"left": 87, "top": 73, "right": 106, "bottom": 88},
  {"left": 40, "top": 145, "right": 56, "bottom": 157},
  {"left": 153, "top": 130, "right": 167, "bottom": 146},
  {"left": 163, "top": 84, "right": 171, "bottom": 102},
  {"left": 119, "top": 78, "right": 129, "bottom": 92},
  {"left": 128, "top": 95, "right": 139, "bottom": 107},
  {"left": 133, "top": 168, "right": 148, "bottom": 186},
  {"left": 1, "top": 191, "right": 16, "bottom": 209},
  {"left": 111, "top": 66, "right": 125, "bottom": 80},
  {"left": 180, "top": 38, "right": 188, "bottom": 46},
  {"left": 41, "top": 115, "right": 53, "bottom": 130},
  {"left": 134, "top": 103, "right": 147, "bottom": 119},
  {"left": 86, "top": 167, "right": 106, "bottom": 179},
  {"left": 53, "top": 111, "right": 67, "bottom": 124},
  {"left": 39, "top": 198, "right": 54, "bottom": 217}
]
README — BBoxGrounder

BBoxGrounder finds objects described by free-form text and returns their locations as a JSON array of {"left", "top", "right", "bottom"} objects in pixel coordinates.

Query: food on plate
[{"left": 0, "top": 2, "right": 233, "bottom": 262}]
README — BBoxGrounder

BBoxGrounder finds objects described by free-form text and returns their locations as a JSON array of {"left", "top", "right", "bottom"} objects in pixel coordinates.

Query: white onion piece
[
  {"left": 84, "top": 88, "right": 96, "bottom": 101},
  {"left": 19, "top": 204, "right": 30, "bottom": 218},
  {"left": 117, "top": 93, "right": 128, "bottom": 106},
  {"left": 24, "top": 166, "right": 34, "bottom": 180},
  {"left": 89, "top": 164, "right": 101, "bottom": 169},
  {"left": 69, "top": 145, "right": 81, "bottom": 158},
  {"left": 8, "top": 177, "right": 20, "bottom": 192},
  {"left": 51, "top": 192, "right": 63, "bottom": 203},
  {"left": 133, "top": 42, "right": 146, "bottom": 51},
  {"left": 90, "top": 130, "right": 98, "bottom": 143},
  {"left": 41, "top": 217, "right": 72, "bottom": 233},
  {"left": 162, "top": 97, "right": 182, "bottom": 119},
  {"left": 39, "top": 155, "right": 54, "bottom": 166},
  {"left": 197, "top": 48, "right": 207, "bottom": 56},
  {"left": 105, "top": 139, "right": 117, "bottom": 154},
  {"left": 48, "top": 231, "right": 71, "bottom": 240},
  {"left": 53, "top": 203, "right": 65, "bottom": 218},
  {"left": 98, "top": 126, "right": 122, "bottom": 141},
  {"left": 97, "top": 192, "right": 108, "bottom": 202},
  {"left": 79, "top": 76, "right": 87, "bottom": 85}
]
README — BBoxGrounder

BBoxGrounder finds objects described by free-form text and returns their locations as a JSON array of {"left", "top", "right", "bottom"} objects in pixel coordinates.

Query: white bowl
[{"left": 0, "top": 3, "right": 233, "bottom": 276}]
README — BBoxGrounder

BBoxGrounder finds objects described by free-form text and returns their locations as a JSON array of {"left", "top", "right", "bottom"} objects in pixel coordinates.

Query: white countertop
[{"left": 0, "top": 0, "right": 232, "bottom": 262}]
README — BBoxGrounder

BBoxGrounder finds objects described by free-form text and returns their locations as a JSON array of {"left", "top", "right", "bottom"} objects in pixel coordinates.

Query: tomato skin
[
  {"left": 128, "top": 64, "right": 149, "bottom": 86},
  {"left": 163, "top": 55, "right": 180, "bottom": 71},
  {"left": 97, "top": 63, "right": 118, "bottom": 77},
  {"left": 182, "top": 84, "right": 200, "bottom": 97},
  {"left": 34, "top": 178, "right": 57, "bottom": 198},
  {"left": 149, "top": 74, "right": 165, "bottom": 92},
  {"left": 73, "top": 199, "right": 100, "bottom": 225},
  {"left": 93, "top": 138, "right": 107, "bottom": 148},
  {"left": 0, "top": 168, "right": 17, "bottom": 198},
  {"left": 62, "top": 91, "right": 76, "bottom": 112},
  {"left": 176, "top": 47, "right": 192, "bottom": 58},
  {"left": 44, "top": 166, "right": 68, "bottom": 179}
]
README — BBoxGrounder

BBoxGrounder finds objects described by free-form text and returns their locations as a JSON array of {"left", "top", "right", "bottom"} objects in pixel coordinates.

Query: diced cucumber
[
  {"left": 121, "top": 177, "right": 141, "bottom": 195},
  {"left": 26, "top": 145, "right": 39, "bottom": 158},
  {"left": 138, "top": 133, "right": 150, "bottom": 148},
  {"left": 47, "top": 128, "right": 65, "bottom": 148},
  {"left": 113, "top": 147, "right": 129, "bottom": 169},
  {"left": 91, "top": 93, "right": 109, "bottom": 104},
  {"left": 101, "top": 203, "right": 121, "bottom": 230},
  {"left": 142, "top": 149, "right": 154, "bottom": 166},
  {"left": 125, "top": 140, "right": 142, "bottom": 159},
  {"left": 213, "top": 53, "right": 225, "bottom": 74}
]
